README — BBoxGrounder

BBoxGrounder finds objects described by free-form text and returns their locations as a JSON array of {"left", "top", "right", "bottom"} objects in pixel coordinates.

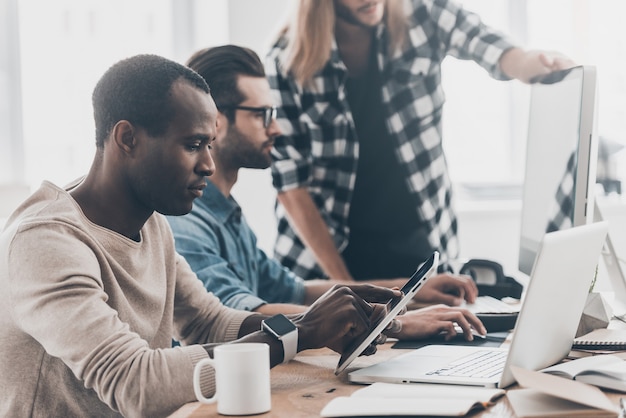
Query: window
[
  {"left": 0, "top": 0, "right": 24, "bottom": 184},
  {"left": 16, "top": 0, "right": 177, "bottom": 189}
]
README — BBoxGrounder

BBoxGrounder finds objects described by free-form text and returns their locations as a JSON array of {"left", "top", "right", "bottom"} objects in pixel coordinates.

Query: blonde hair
[{"left": 283, "top": 0, "right": 408, "bottom": 87}]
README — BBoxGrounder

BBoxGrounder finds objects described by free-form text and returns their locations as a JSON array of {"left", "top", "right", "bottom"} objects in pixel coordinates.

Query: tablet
[{"left": 334, "top": 251, "right": 439, "bottom": 374}]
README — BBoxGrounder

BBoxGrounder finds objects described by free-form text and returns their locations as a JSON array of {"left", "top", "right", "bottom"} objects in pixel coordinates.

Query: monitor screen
[{"left": 518, "top": 66, "right": 599, "bottom": 275}]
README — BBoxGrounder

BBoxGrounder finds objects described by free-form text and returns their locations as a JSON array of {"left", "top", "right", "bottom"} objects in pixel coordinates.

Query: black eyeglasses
[{"left": 221, "top": 105, "right": 277, "bottom": 128}]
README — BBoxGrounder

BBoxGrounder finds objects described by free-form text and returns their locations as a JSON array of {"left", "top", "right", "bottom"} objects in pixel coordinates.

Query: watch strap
[{"left": 280, "top": 325, "right": 298, "bottom": 363}]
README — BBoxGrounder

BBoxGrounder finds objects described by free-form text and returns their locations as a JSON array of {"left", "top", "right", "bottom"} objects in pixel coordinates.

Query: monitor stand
[{"left": 594, "top": 200, "right": 626, "bottom": 322}]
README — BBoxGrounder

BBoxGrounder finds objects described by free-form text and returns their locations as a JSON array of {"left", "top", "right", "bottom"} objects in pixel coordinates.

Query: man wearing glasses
[
  {"left": 220, "top": 104, "right": 277, "bottom": 130},
  {"left": 166, "top": 45, "right": 485, "bottom": 340}
]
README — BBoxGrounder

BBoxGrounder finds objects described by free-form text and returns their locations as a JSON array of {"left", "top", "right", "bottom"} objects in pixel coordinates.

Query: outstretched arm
[
  {"left": 302, "top": 272, "right": 479, "bottom": 308},
  {"left": 366, "top": 273, "right": 478, "bottom": 306},
  {"left": 499, "top": 47, "right": 577, "bottom": 83},
  {"left": 385, "top": 304, "right": 487, "bottom": 341}
]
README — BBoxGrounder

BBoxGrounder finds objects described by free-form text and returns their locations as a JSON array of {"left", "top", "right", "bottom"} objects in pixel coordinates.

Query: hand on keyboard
[
  {"left": 411, "top": 272, "right": 479, "bottom": 306},
  {"left": 388, "top": 304, "right": 487, "bottom": 341}
]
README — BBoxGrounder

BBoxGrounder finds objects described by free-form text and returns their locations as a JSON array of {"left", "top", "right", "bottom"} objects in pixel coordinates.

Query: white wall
[{"left": 456, "top": 199, "right": 522, "bottom": 276}]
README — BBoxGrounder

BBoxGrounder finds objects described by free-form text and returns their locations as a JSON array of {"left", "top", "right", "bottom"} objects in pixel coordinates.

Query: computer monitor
[{"left": 518, "top": 66, "right": 599, "bottom": 275}]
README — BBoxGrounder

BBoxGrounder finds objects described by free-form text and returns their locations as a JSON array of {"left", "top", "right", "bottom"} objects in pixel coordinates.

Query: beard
[{"left": 224, "top": 126, "right": 273, "bottom": 170}]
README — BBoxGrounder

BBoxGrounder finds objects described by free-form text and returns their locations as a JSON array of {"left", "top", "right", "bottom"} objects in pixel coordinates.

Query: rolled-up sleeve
[{"left": 424, "top": 0, "right": 518, "bottom": 80}]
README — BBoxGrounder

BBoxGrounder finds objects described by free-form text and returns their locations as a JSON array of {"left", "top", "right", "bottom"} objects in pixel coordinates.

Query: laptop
[{"left": 349, "top": 222, "right": 609, "bottom": 388}]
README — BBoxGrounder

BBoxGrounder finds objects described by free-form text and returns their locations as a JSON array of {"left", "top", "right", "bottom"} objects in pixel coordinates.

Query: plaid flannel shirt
[{"left": 265, "top": 0, "right": 517, "bottom": 279}]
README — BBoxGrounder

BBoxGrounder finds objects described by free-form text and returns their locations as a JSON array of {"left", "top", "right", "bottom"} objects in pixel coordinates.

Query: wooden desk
[{"left": 168, "top": 342, "right": 625, "bottom": 418}]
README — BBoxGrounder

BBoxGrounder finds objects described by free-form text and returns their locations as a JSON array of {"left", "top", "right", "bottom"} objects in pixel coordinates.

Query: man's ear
[
  {"left": 111, "top": 120, "right": 137, "bottom": 154},
  {"left": 215, "top": 112, "right": 228, "bottom": 138}
]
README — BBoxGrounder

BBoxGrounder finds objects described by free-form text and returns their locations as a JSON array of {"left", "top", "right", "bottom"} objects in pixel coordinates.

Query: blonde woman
[{"left": 265, "top": 0, "right": 574, "bottom": 287}]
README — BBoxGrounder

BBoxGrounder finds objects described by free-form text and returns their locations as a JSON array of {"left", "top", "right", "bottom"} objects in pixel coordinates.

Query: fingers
[
  {"left": 363, "top": 328, "right": 389, "bottom": 357},
  {"left": 361, "top": 343, "right": 378, "bottom": 356},
  {"left": 539, "top": 51, "right": 576, "bottom": 71},
  {"left": 374, "top": 332, "right": 388, "bottom": 345},
  {"left": 467, "top": 312, "right": 487, "bottom": 336},
  {"left": 344, "top": 290, "right": 375, "bottom": 338},
  {"left": 460, "top": 274, "right": 479, "bottom": 303},
  {"left": 299, "top": 285, "right": 379, "bottom": 352},
  {"left": 444, "top": 309, "right": 486, "bottom": 341},
  {"left": 386, "top": 319, "right": 402, "bottom": 335},
  {"left": 553, "top": 56, "right": 577, "bottom": 70},
  {"left": 368, "top": 304, "right": 388, "bottom": 333},
  {"left": 449, "top": 313, "right": 477, "bottom": 341},
  {"left": 334, "top": 287, "right": 390, "bottom": 350},
  {"left": 323, "top": 286, "right": 410, "bottom": 357},
  {"left": 453, "top": 288, "right": 465, "bottom": 306},
  {"left": 353, "top": 292, "right": 375, "bottom": 318},
  {"left": 416, "top": 273, "right": 478, "bottom": 306},
  {"left": 408, "top": 305, "right": 486, "bottom": 341},
  {"left": 449, "top": 273, "right": 478, "bottom": 304},
  {"left": 538, "top": 51, "right": 554, "bottom": 68},
  {"left": 435, "top": 292, "right": 464, "bottom": 307},
  {"left": 441, "top": 321, "right": 460, "bottom": 341},
  {"left": 347, "top": 283, "right": 403, "bottom": 303}
]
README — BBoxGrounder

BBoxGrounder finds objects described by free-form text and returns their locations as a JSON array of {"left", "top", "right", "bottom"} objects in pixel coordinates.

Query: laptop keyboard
[
  {"left": 425, "top": 350, "right": 507, "bottom": 379},
  {"left": 463, "top": 295, "right": 519, "bottom": 314}
]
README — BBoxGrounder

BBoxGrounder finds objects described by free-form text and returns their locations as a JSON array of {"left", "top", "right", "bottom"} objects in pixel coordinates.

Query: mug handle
[{"left": 193, "top": 358, "right": 218, "bottom": 404}]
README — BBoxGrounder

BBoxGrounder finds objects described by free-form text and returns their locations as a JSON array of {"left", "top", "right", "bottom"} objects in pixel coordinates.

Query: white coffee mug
[{"left": 193, "top": 342, "right": 271, "bottom": 415}]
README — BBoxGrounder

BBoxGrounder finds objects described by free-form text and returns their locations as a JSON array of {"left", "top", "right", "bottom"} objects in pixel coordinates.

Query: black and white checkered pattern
[
  {"left": 547, "top": 151, "right": 576, "bottom": 233},
  {"left": 265, "top": 0, "right": 517, "bottom": 279}
]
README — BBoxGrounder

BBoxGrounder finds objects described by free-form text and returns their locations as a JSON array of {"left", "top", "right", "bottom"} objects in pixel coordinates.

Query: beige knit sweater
[{"left": 0, "top": 180, "right": 252, "bottom": 417}]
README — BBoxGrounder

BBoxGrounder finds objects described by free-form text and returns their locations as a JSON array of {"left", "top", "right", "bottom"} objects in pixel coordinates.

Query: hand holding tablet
[{"left": 334, "top": 251, "right": 440, "bottom": 374}]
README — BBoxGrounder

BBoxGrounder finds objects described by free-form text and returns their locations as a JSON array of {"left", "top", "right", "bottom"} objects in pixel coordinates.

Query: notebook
[
  {"left": 572, "top": 328, "right": 626, "bottom": 350},
  {"left": 349, "top": 222, "right": 610, "bottom": 388}
]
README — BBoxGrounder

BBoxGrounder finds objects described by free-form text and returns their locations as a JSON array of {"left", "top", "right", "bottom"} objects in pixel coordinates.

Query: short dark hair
[
  {"left": 186, "top": 45, "right": 265, "bottom": 122},
  {"left": 92, "top": 54, "right": 209, "bottom": 148}
]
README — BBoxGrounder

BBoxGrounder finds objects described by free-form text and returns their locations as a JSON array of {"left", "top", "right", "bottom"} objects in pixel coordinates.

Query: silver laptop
[{"left": 349, "top": 222, "right": 609, "bottom": 388}]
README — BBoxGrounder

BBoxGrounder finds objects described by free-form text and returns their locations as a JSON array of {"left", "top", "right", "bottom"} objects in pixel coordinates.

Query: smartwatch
[{"left": 261, "top": 314, "right": 298, "bottom": 363}]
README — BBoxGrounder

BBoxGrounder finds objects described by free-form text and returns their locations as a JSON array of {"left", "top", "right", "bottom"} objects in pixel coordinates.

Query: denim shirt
[{"left": 166, "top": 182, "right": 306, "bottom": 311}]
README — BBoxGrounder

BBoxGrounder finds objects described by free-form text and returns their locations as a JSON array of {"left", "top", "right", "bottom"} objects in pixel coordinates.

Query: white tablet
[{"left": 334, "top": 251, "right": 439, "bottom": 374}]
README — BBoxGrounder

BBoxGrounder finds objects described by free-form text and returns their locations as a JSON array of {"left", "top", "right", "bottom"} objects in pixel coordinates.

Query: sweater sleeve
[
  {"left": 173, "top": 252, "right": 252, "bottom": 344},
  {"left": 6, "top": 221, "right": 250, "bottom": 418}
]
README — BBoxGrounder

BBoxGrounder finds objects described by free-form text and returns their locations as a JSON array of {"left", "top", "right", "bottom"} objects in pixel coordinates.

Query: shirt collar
[{"left": 197, "top": 181, "right": 242, "bottom": 224}]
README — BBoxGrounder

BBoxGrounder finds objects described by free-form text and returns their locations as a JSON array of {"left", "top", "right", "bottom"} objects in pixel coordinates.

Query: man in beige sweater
[{"left": 0, "top": 54, "right": 403, "bottom": 418}]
